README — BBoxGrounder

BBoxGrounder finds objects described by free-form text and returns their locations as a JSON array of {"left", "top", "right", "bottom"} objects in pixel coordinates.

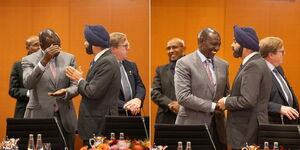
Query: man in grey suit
[
  {"left": 66, "top": 25, "right": 121, "bottom": 147},
  {"left": 151, "top": 38, "right": 185, "bottom": 124},
  {"left": 217, "top": 25, "right": 272, "bottom": 149},
  {"left": 175, "top": 28, "right": 230, "bottom": 150},
  {"left": 260, "top": 37, "right": 299, "bottom": 124},
  {"left": 22, "top": 29, "right": 78, "bottom": 150}
]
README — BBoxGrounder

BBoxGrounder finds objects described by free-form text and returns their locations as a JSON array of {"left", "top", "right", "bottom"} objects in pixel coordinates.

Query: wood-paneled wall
[
  {"left": 0, "top": 0, "right": 149, "bottom": 148},
  {"left": 151, "top": 0, "right": 300, "bottom": 143}
]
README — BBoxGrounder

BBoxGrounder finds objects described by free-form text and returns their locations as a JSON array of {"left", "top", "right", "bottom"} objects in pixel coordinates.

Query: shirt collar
[
  {"left": 94, "top": 48, "right": 109, "bottom": 62},
  {"left": 242, "top": 51, "right": 258, "bottom": 65},
  {"left": 196, "top": 50, "right": 212, "bottom": 63},
  {"left": 264, "top": 59, "right": 276, "bottom": 71}
]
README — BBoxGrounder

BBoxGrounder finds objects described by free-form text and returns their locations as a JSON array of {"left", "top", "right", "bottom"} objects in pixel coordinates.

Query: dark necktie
[
  {"left": 119, "top": 62, "right": 132, "bottom": 101},
  {"left": 273, "top": 69, "right": 293, "bottom": 106}
]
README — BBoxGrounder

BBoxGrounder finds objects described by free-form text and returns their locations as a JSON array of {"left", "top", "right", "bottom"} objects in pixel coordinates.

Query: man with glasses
[
  {"left": 260, "top": 37, "right": 299, "bottom": 124},
  {"left": 151, "top": 38, "right": 185, "bottom": 124},
  {"left": 110, "top": 32, "right": 146, "bottom": 116},
  {"left": 175, "top": 28, "right": 230, "bottom": 150}
]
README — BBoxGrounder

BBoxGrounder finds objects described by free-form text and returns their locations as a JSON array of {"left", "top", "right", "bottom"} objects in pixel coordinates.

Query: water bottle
[
  {"left": 263, "top": 141, "right": 269, "bottom": 150},
  {"left": 36, "top": 134, "right": 43, "bottom": 150},
  {"left": 27, "top": 134, "right": 35, "bottom": 150},
  {"left": 185, "top": 141, "right": 192, "bottom": 150},
  {"left": 177, "top": 141, "right": 183, "bottom": 150}
]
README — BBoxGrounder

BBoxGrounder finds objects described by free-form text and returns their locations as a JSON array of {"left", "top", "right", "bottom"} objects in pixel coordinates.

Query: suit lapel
[
  {"left": 272, "top": 74, "right": 288, "bottom": 103},
  {"left": 193, "top": 52, "right": 215, "bottom": 95},
  {"left": 165, "top": 63, "right": 174, "bottom": 88},
  {"left": 123, "top": 60, "right": 135, "bottom": 96},
  {"left": 36, "top": 50, "right": 55, "bottom": 88},
  {"left": 86, "top": 50, "right": 111, "bottom": 81}
]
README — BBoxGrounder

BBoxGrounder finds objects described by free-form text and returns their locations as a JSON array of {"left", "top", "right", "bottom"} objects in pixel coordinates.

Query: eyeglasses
[
  {"left": 276, "top": 50, "right": 286, "bottom": 55},
  {"left": 118, "top": 43, "right": 130, "bottom": 49},
  {"left": 166, "top": 45, "right": 182, "bottom": 50}
]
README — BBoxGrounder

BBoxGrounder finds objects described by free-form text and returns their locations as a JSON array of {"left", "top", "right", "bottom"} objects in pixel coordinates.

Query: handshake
[{"left": 215, "top": 96, "right": 228, "bottom": 111}]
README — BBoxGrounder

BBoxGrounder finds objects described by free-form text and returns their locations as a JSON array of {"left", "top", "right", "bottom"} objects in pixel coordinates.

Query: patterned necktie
[
  {"left": 49, "top": 59, "right": 57, "bottom": 79},
  {"left": 119, "top": 62, "right": 132, "bottom": 101},
  {"left": 273, "top": 69, "right": 293, "bottom": 106},
  {"left": 204, "top": 59, "right": 215, "bottom": 90}
]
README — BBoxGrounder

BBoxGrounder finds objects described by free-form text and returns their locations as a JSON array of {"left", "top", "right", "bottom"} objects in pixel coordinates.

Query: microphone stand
[
  {"left": 204, "top": 123, "right": 216, "bottom": 150},
  {"left": 140, "top": 108, "right": 149, "bottom": 139},
  {"left": 54, "top": 117, "right": 68, "bottom": 150}
]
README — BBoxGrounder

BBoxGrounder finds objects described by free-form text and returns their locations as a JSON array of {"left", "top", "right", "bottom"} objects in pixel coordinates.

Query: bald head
[
  {"left": 39, "top": 29, "right": 61, "bottom": 50},
  {"left": 26, "top": 35, "right": 40, "bottom": 55},
  {"left": 166, "top": 37, "right": 185, "bottom": 61},
  {"left": 197, "top": 27, "right": 221, "bottom": 59}
]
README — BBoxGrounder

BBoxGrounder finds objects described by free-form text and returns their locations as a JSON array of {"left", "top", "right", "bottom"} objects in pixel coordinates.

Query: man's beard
[
  {"left": 85, "top": 43, "right": 93, "bottom": 55},
  {"left": 233, "top": 46, "right": 243, "bottom": 58}
]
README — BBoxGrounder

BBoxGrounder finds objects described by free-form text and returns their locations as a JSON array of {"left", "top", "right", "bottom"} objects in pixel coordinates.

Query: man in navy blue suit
[
  {"left": 260, "top": 36, "right": 299, "bottom": 124},
  {"left": 110, "top": 32, "right": 146, "bottom": 116}
]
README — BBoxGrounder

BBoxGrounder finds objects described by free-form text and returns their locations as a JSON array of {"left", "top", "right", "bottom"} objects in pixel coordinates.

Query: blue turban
[
  {"left": 234, "top": 25, "right": 259, "bottom": 51},
  {"left": 84, "top": 25, "right": 110, "bottom": 48}
]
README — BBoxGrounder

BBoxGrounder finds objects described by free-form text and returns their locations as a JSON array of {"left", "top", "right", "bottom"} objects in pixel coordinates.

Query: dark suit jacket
[
  {"left": 77, "top": 50, "right": 121, "bottom": 139},
  {"left": 118, "top": 60, "right": 145, "bottom": 116},
  {"left": 151, "top": 63, "right": 177, "bottom": 124},
  {"left": 9, "top": 61, "right": 29, "bottom": 118},
  {"left": 268, "top": 66, "right": 299, "bottom": 124},
  {"left": 225, "top": 54, "right": 273, "bottom": 149}
]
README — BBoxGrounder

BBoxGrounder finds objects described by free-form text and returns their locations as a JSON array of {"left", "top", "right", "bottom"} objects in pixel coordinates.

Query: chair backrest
[
  {"left": 154, "top": 123, "right": 216, "bottom": 150},
  {"left": 6, "top": 118, "right": 65, "bottom": 150},
  {"left": 258, "top": 123, "right": 300, "bottom": 149},
  {"left": 103, "top": 115, "right": 149, "bottom": 140}
]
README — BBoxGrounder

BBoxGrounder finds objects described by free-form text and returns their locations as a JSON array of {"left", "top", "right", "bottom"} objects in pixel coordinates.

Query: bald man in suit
[
  {"left": 175, "top": 28, "right": 230, "bottom": 150},
  {"left": 9, "top": 35, "right": 40, "bottom": 118},
  {"left": 151, "top": 38, "right": 185, "bottom": 124}
]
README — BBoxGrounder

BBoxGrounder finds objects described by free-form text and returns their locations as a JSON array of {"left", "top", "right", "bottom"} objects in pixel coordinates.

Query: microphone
[
  {"left": 204, "top": 123, "right": 216, "bottom": 150},
  {"left": 53, "top": 116, "right": 68, "bottom": 150},
  {"left": 140, "top": 108, "right": 149, "bottom": 139}
]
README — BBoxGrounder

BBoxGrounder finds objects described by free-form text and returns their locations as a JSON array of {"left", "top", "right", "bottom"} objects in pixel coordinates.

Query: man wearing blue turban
[
  {"left": 66, "top": 25, "right": 121, "bottom": 147},
  {"left": 217, "top": 25, "right": 273, "bottom": 149}
]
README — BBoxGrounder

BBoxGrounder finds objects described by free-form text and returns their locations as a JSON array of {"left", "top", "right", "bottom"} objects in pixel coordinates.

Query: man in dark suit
[
  {"left": 9, "top": 35, "right": 40, "bottom": 118},
  {"left": 151, "top": 38, "right": 185, "bottom": 124},
  {"left": 110, "top": 32, "right": 146, "bottom": 116},
  {"left": 175, "top": 28, "right": 230, "bottom": 150},
  {"left": 217, "top": 25, "right": 273, "bottom": 149},
  {"left": 260, "top": 36, "right": 299, "bottom": 124},
  {"left": 66, "top": 25, "right": 121, "bottom": 146},
  {"left": 22, "top": 29, "right": 79, "bottom": 150}
]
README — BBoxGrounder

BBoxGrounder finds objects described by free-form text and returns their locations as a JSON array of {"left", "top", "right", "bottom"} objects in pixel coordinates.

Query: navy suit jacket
[
  {"left": 118, "top": 60, "right": 146, "bottom": 110},
  {"left": 268, "top": 66, "right": 299, "bottom": 124}
]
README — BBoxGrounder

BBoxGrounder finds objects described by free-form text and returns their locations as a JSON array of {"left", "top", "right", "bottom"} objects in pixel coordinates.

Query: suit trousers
[{"left": 54, "top": 111, "right": 75, "bottom": 150}]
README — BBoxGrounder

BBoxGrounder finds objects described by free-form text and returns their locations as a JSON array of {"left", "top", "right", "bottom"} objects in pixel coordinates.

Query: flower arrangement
[{"left": 80, "top": 137, "right": 150, "bottom": 150}]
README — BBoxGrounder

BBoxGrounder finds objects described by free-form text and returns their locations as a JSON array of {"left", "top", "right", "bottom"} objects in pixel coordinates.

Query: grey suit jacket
[
  {"left": 77, "top": 50, "right": 121, "bottom": 140},
  {"left": 175, "top": 51, "right": 230, "bottom": 144},
  {"left": 22, "top": 49, "right": 78, "bottom": 133},
  {"left": 225, "top": 53, "right": 272, "bottom": 149},
  {"left": 151, "top": 62, "right": 177, "bottom": 124}
]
